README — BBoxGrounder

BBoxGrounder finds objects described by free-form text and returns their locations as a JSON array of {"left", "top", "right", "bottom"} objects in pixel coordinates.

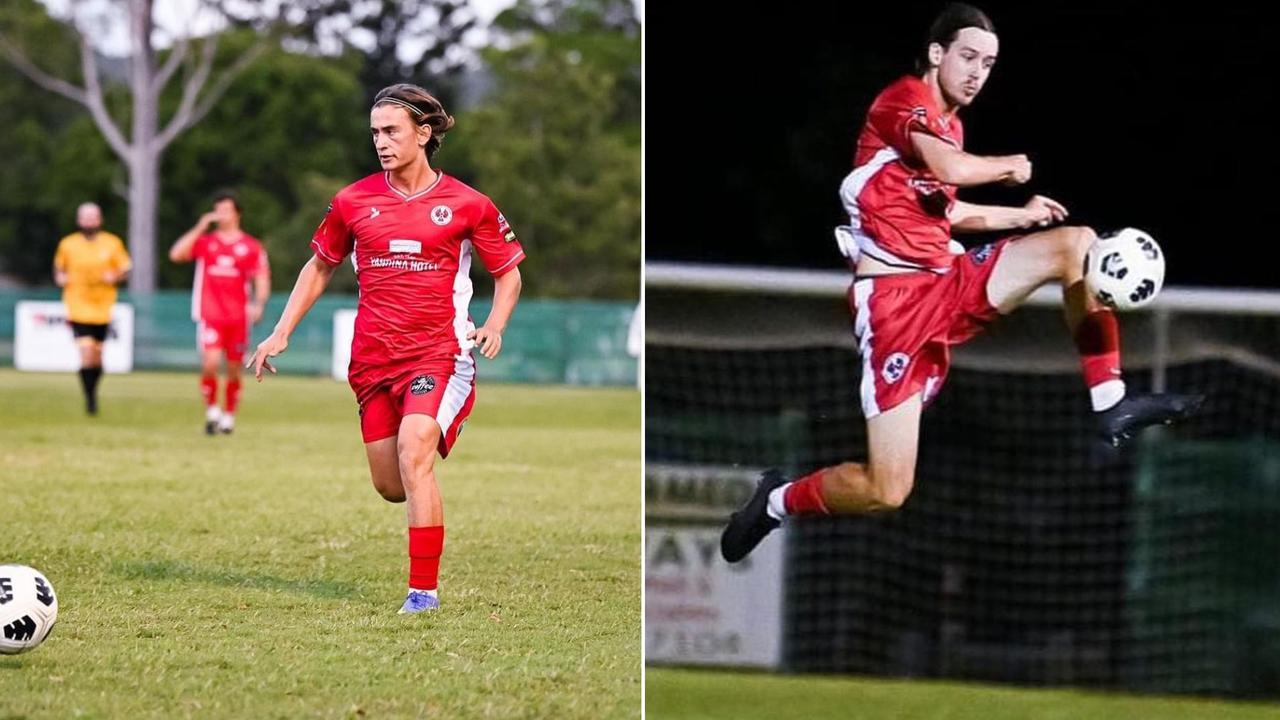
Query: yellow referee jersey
[{"left": 54, "top": 231, "right": 131, "bottom": 325}]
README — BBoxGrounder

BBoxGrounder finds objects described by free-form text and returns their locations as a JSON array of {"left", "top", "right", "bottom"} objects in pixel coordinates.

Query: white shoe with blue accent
[{"left": 397, "top": 589, "right": 440, "bottom": 614}]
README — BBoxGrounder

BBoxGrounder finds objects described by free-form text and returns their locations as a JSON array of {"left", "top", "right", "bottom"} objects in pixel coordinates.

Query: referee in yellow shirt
[{"left": 53, "top": 202, "right": 131, "bottom": 415}]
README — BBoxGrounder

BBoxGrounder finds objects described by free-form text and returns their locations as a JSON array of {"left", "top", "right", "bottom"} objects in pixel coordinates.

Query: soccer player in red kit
[
  {"left": 248, "top": 84, "right": 525, "bottom": 614},
  {"left": 169, "top": 191, "right": 270, "bottom": 435},
  {"left": 721, "top": 3, "right": 1203, "bottom": 562}
]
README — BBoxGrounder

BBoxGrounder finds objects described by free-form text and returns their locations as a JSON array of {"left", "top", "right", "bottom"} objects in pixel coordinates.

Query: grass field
[
  {"left": 0, "top": 369, "right": 640, "bottom": 719},
  {"left": 647, "top": 668, "right": 1280, "bottom": 720}
]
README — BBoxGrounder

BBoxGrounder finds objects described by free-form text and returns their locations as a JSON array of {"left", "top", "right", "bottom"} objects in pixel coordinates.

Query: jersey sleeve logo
[{"left": 430, "top": 206, "right": 453, "bottom": 226}]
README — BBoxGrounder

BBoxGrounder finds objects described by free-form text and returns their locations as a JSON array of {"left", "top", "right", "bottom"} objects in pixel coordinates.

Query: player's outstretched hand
[
  {"left": 247, "top": 332, "right": 288, "bottom": 381},
  {"left": 467, "top": 326, "right": 503, "bottom": 359}
]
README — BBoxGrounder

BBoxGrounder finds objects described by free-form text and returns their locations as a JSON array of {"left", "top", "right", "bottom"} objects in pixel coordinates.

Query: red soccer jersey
[
  {"left": 191, "top": 232, "right": 268, "bottom": 324},
  {"left": 843, "top": 75, "right": 965, "bottom": 270},
  {"left": 310, "top": 171, "right": 526, "bottom": 391}
]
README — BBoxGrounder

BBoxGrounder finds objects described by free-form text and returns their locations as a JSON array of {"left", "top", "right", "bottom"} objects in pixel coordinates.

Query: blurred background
[
  {"left": 0, "top": 2, "right": 641, "bottom": 716},
  {"left": 646, "top": 2, "right": 1280, "bottom": 718},
  {"left": 0, "top": 0, "right": 641, "bottom": 382}
]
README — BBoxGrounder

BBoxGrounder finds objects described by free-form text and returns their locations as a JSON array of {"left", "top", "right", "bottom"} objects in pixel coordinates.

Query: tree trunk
[
  {"left": 126, "top": 0, "right": 157, "bottom": 295},
  {"left": 127, "top": 152, "right": 158, "bottom": 294}
]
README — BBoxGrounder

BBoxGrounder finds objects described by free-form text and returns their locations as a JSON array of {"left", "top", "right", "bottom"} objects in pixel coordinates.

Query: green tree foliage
[
  {"left": 445, "top": 0, "right": 640, "bottom": 299},
  {"left": 0, "top": 0, "right": 640, "bottom": 300}
]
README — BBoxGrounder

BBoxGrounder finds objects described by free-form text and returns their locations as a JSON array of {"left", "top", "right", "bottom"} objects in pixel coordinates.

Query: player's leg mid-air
[{"left": 720, "top": 224, "right": 1203, "bottom": 563}]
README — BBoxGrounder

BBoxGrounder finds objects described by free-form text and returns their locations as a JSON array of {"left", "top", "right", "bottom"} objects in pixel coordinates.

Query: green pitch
[
  {"left": 647, "top": 668, "right": 1280, "bottom": 720},
  {"left": 0, "top": 369, "right": 639, "bottom": 719}
]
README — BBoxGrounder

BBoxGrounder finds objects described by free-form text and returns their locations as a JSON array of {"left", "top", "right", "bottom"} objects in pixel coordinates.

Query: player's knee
[
  {"left": 373, "top": 480, "right": 405, "bottom": 503},
  {"left": 871, "top": 466, "right": 914, "bottom": 509},
  {"left": 1059, "top": 225, "right": 1096, "bottom": 269},
  {"left": 879, "top": 480, "right": 914, "bottom": 509},
  {"left": 396, "top": 440, "right": 424, "bottom": 470},
  {"left": 396, "top": 433, "right": 440, "bottom": 480}
]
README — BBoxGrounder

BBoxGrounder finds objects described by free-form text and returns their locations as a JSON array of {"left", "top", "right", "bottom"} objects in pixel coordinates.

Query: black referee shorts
[{"left": 69, "top": 322, "right": 109, "bottom": 343}]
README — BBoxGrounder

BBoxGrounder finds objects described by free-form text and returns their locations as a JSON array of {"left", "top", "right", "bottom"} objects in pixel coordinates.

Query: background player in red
[
  {"left": 722, "top": 3, "right": 1203, "bottom": 562},
  {"left": 247, "top": 83, "right": 525, "bottom": 614},
  {"left": 169, "top": 191, "right": 270, "bottom": 435}
]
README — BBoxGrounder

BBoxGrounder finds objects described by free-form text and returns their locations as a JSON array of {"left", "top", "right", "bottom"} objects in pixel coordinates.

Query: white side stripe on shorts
[
  {"left": 434, "top": 352, "right": 475, "bottom": 433},
  {"left": 854, "top": 278, "right": 879, "bottom": 418}
]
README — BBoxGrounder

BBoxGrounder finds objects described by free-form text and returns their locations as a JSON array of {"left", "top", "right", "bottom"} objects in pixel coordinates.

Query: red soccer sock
[
  {"left": 200, "top": 376, "right": 218, "bottom": 407},
  {"left": 783, "top": 469, "right": 831, "bottom": 516},
  {"left": 225, "top": 380, "right": 242, "bottom": 414},
  {"left": 1074, "top": 309, "right": 1125, "bottom": 408},
  {"left": 408, "top": 525, "right": 445, "bottom": 591}
]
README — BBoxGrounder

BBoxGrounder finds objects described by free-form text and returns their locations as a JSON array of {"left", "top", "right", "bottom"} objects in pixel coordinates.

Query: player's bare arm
[
  {"left": 168, "top": 212, "right": 217, "bottom": 263},
  {"left": 467, "top": 267, "right": 522, "bottom": 359},
  {"left": 949, "top": 196, "right": 1068, "bottom": 232},
  {"left": 249, "top": 255, "right": 335, "bottom": 380},
  {"left": 911, "top": 131, "right": 1031, "bottom": 187},
  {"left": 249, "top": 267, "right": 271, "bottom": 325}
]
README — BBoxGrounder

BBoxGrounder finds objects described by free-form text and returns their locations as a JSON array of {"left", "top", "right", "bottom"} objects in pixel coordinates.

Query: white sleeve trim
[{"left": 490, "top": 250, "right": 525, "bottom": 275}]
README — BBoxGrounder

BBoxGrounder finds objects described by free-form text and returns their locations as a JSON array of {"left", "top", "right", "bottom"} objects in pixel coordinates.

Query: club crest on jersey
[
  {"left": 431, "top": 205, "right": 453, "bottom": 226},
  {"left": 410, "top": 375, "right": 436, "bottom": 396},
  {"left": 882, "top": 353, "right": 911, "bottom": 384}
]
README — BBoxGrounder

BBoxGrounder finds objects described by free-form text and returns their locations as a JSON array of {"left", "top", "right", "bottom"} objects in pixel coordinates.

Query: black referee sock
[{"left": 79, "top": 366, "right": 103, "bottom": 403}]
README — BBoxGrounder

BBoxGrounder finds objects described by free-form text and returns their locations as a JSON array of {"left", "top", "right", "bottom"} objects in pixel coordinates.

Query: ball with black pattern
[
  {"left": 0, "top": 565, "right": 58, "bottom": 655},
  {"left": 1084, "top": 228, "right": 1165, "bottom": 311}
]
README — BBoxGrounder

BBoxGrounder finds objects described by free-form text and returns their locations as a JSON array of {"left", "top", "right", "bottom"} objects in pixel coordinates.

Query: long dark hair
[{"left": 372, "top": 84, "right": 456, "bottom": 160}]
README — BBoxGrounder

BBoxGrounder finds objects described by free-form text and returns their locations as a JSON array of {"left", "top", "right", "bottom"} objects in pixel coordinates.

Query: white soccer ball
[
  {"left": 1084, "top": 228, "right": 1165, "bottom": 311},
  {"left": 0, "top": 565, "right": 58, "bottom": 655}
]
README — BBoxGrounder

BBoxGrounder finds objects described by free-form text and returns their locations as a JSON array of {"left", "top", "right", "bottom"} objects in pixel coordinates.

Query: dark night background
[{"left": 649, "top": 2, "right": 1280, "bottom": 289}]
